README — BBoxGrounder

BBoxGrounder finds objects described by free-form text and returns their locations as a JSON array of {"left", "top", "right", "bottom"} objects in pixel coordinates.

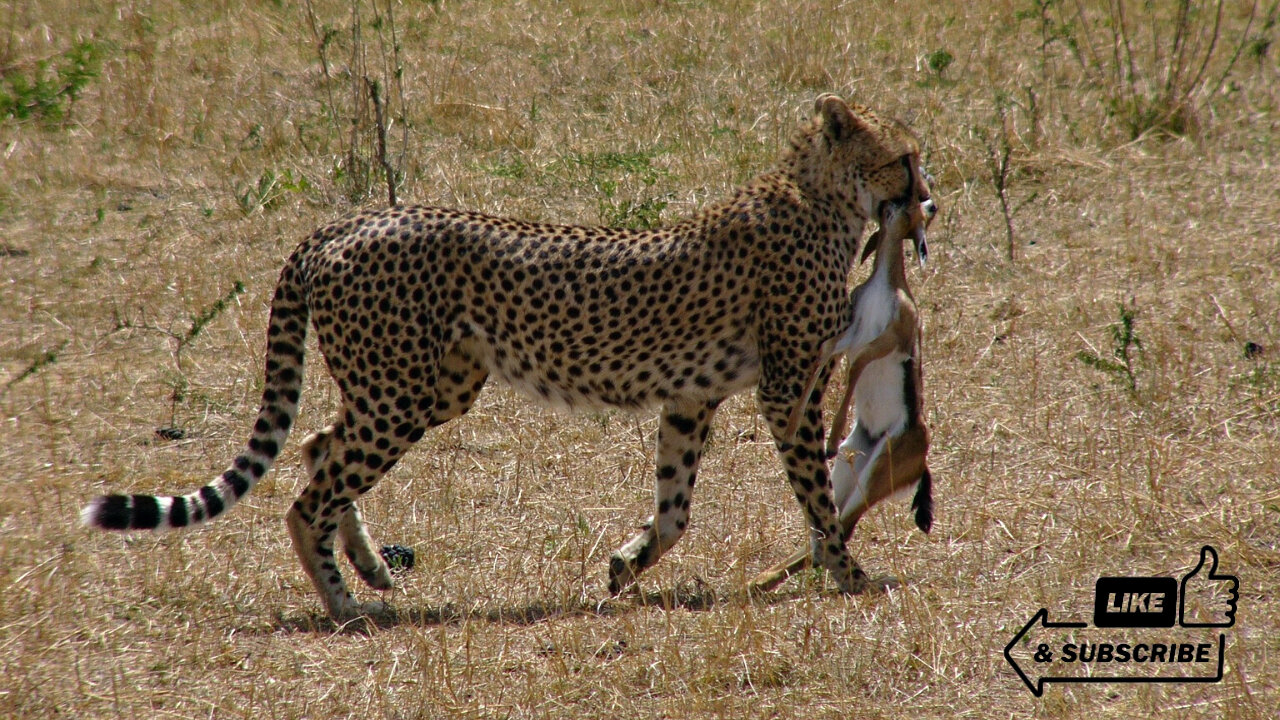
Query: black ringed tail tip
[{"left": 81, "top": 494, "right": 164, "bottom": 530}]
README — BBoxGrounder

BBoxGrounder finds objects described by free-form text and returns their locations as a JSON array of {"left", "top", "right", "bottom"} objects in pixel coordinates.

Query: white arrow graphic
[{"left": 1004, "top": 609, "right": 1226, "bottom": 697}]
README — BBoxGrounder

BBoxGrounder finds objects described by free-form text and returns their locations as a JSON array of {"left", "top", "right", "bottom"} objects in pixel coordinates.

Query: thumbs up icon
[{"left": 1179, "top": 545, "right": 1238, "bottom": 628}]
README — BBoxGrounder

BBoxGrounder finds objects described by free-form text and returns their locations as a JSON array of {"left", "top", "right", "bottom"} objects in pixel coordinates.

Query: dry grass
[{"left": 2, "top": 0, "right": 1278, "bottom": 717}]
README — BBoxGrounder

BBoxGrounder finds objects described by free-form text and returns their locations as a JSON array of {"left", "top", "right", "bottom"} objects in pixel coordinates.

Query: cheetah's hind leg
[
  {"left": 328, "top": 340, "right": 489, "bottom": 604},
  {"left": 301, "top": 425, "right": 399, "bottom": 592}
]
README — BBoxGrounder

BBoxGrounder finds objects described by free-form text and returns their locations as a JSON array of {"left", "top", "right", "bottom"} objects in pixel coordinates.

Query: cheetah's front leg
[
  {"left": 758, "top": 388, "right": 869, "bottom": 595},
  {"left": 609, "top": 398, "right": 720, "bottom": 594}
]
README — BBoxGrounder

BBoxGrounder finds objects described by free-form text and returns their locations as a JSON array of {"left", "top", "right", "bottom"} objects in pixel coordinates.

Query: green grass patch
[{"left": 0, "top": 39, "right": 104, "bottom": 124}]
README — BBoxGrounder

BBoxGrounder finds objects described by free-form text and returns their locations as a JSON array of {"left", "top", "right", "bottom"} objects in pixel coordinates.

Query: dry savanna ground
[{"left": 1, "top": 0, "right": 1278, "bottom": 717}]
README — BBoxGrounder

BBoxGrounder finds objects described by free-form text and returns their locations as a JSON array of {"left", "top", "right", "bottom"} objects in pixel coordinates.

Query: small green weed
[
  {"left": 185, "top": 281, "right": 246, "bottom": 347},
  {"left": 925, "top": 49, "right": 954, "bottom": 76},
  {"left": 917, "top": 48, "right": 958, "bottom": 88},
  {"left": 114, "top": 281, "right": 246, "bottom": 430},
  {"left": 1245, "top": 3, "right": 1278, "bottom": 63},
  {"left": 554, "top": 149, "right": 670, "bottom": 228},
  {"left": 235, "top": 169, "right": 312, "bottom": 215},
  {"left": 2, "top": 341, "right": 69, "bottom": 395},
  {"left": 599, "top": 195, "right": 670, "bottom": 230},
  {"left": 481, "top": 158, "right": 530, "bottom": 180},
  {"left": 1077, "top": 301, "right": 1143, "bottom": 393},
  {"left": 974, "top": 94, "right": 1041, "bottom": 260},
  {"left": 165, "top": 280, "right": 246, "bottom": 428},
  {"left": 559, "top": 150, "right": 667, "bottom": 186},
  {"left": 1016, "top": 0, "right": 1079, "bottom": 78}
]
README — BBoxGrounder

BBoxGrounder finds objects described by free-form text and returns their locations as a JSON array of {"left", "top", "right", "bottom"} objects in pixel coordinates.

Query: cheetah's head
[{"left": 792, "top": 94, "right": 937, "bottom": 264}]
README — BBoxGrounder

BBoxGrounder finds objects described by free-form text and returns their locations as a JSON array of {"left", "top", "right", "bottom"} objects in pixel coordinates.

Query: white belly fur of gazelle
[{"left": 823, "top": 260, "right": 915, "bottom": 521}]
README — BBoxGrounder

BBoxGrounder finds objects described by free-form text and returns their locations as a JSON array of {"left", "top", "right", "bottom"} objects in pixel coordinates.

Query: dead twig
[{"left": 367, "top": 77, "right": 397, "bottom": 207}]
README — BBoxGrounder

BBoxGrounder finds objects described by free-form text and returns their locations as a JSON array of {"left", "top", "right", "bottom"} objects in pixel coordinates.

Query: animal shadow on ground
[{"left": 265, "top": 574, "right": 903, "bottom": 635}]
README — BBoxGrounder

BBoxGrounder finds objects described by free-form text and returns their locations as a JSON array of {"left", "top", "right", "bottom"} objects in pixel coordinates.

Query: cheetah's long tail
[{"left": 80, "top": 254, "right": 310, "bottom": 532}]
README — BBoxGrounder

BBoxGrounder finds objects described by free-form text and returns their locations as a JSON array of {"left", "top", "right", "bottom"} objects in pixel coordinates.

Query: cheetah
[{"left": 81, "top": 94, "right": 936, "bottom": 620}]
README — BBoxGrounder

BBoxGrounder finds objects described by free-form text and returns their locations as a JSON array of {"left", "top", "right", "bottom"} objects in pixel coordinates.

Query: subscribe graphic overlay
[{"left": 1005, "top": 546, "right": 1238, "bottom": 697}]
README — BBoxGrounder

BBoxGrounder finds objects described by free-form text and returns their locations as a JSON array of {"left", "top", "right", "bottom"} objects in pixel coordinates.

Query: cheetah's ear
[{"left": 815, "top": 94, "right": 868, "bottom": 143}]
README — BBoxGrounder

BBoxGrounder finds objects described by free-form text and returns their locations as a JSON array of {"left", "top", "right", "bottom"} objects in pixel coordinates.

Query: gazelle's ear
[
  {"left": 860, "top": 229, "right": 882, "bottom": 264},
  {"left": 814, "top": 94, "right": 868, "bottom": 143}
]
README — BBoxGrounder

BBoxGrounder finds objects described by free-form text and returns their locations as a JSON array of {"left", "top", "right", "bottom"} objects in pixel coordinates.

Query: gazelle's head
[{"left": 865, "top": 155, "right": 937, "bottom": 267}]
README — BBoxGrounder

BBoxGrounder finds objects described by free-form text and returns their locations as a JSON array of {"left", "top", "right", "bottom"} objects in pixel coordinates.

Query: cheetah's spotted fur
[{"left": 82, "top": 95, "right": 935, "bottom": 620}]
